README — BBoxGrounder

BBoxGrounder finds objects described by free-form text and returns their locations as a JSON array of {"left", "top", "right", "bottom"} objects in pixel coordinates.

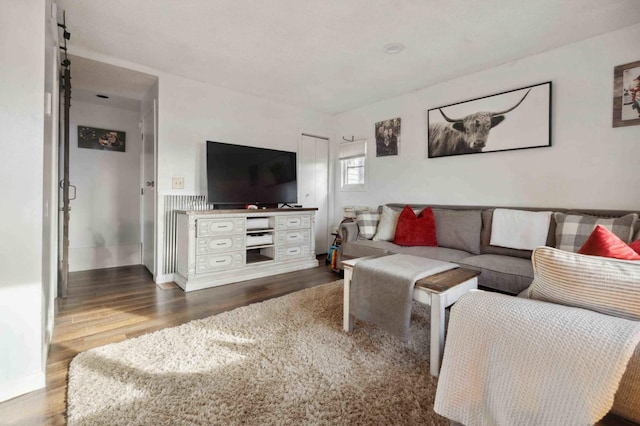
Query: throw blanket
[
  {"left": 490, "top": 208, "right": 552, "bottom": 250},
  {"left": 434, "top": 291, "right": 640, "bottom": 426},
  {"left": 350, "top": 254, "right": 457, "bottom": 341}
]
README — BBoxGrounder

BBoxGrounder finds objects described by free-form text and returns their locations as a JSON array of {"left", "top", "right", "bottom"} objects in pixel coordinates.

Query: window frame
[{"left": 338, "top": 140, "right": 367, "bottom": 192}]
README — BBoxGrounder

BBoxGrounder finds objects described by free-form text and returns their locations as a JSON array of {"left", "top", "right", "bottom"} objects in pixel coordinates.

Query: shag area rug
[{"left": 67, "top": 280, "right": 447, "bottom": 425}]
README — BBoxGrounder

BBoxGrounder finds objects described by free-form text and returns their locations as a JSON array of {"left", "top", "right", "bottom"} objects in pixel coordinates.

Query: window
[{"left": 339, "top": 140, "right": 366, "bottom": 190}]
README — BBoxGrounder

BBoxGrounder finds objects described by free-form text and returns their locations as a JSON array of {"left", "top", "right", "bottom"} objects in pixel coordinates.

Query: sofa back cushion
[
  {"left": 480, "top": 209, "right": 555, "bottom": 259},
  {"left": 555, "top": 212, "right": 638, "bottom": 252},
  {"left": 528, "top": 246, "right": 640, "bottom": 321},
  {"left": 432, "top": 209, "right": 482, "bottom": 254}
]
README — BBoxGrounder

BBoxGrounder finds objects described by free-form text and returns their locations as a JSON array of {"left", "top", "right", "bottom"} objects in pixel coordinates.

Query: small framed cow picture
[{"left": 427, "top": 81, "right": 552, "bottom": 158}]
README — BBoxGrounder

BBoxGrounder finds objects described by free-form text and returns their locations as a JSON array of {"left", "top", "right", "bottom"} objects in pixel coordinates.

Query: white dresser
[{"left": 175, "top": 208, "right": 318, "bottom": 292}]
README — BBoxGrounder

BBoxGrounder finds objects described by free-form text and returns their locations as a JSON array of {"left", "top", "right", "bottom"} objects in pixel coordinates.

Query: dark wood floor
[
  {"left": 0, "top": 257, "right": 338, "bottom": 425},
  {"left": 1, "top": 260, "right": 634, "bottom": 426}
]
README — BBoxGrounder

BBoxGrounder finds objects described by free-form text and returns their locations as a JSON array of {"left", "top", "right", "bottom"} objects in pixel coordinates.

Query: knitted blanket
[
  {"left": 350, "top": 254, "right": 457, "bottom": 341},
  {"left": 434, "top": 291, "right": 640, "bottom": 425}
]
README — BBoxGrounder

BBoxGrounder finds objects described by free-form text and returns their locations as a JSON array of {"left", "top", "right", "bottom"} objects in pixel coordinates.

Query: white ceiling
[{"left": 58, "top": 0, "right": 640, "bottom": 114}]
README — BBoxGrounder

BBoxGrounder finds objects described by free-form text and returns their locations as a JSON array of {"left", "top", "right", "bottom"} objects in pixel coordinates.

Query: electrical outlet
[{"left": 172, "top": 177, "right": 184, "bottom": 189}]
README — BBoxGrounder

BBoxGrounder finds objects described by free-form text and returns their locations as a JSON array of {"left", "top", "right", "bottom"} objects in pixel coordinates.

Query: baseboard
[
  {"left": 155, "top": 273, "right": 175, "bottom": 284},
  {"left": 69, "top": 244, "right": 142, "bottom": 272},
  {"left": 0, "top": 372, "right": 45, "bottom": 403}
]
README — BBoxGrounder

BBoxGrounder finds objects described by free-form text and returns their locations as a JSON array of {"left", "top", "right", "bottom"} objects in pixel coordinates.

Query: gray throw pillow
[
  {"left": 554, "top": 212, "right": 638, "bottom": 252},
  {"left": 355, "top": 210, "right": 380, "bottom": 240},
  {"left": 432, "top": 209, "right": 482, "bottom": 254}
]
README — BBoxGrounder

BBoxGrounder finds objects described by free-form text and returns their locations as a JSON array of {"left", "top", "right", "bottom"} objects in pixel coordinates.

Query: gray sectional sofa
[{"left": 339, "top": 203, "right": 640, "bottom": 295}]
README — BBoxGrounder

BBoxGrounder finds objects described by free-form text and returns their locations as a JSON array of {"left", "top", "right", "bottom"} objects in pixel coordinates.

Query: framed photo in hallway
[
  {"left": 78, "top": 126, "right": 126, "bottom": 152},
  {"left": 613, "top": 60, "right": 640, "bottom": 127},
  {"left": 427, "top": 81, "right": 552, "bottom": 158}
]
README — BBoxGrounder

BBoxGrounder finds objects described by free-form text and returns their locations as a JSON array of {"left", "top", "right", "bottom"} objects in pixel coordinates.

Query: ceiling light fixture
[
  {"left": 383, "top": 43, "right": 405, "bottom": 54},
  {"left": 96, "top": 94, "right": 109, "bottom": 99}
]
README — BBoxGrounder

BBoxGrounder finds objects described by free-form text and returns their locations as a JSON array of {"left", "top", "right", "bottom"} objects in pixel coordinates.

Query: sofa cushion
[
  {"left": 554, "top": 212, "right": 638, "bottom": 252},
  {"left": 459, "top": 254, "right": 534, "bottom": 295},
  {"left": 393, "top": 206, "right": 437, "bottom": 247},
  {"left": 577, "top": 225, "right": 640, "bottom": 260},
  {"left": 341, "top": 240, "right": 397, "bottom": 258},
  {"left": 528, "top": 246, "right": 640, "bottom": 321},
  {"left": 355, "top": 210, "right": 379, "bottom": 240},
  {"left": 372, "top": 205, "right": 400, "bottom": 241},
  {"left": 480, "top": 209, "right": 555, "bottom": 259},
  {"left": 432, "top": 209, "right": 482, "bottom": 254},
  {"left": 391, "top": 246, "right": 472, "bottom": 263}
]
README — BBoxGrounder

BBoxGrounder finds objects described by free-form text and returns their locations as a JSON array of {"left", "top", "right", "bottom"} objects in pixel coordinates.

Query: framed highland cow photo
[{"left": 427, "top": 81, "right": 552, "bottom": 158}]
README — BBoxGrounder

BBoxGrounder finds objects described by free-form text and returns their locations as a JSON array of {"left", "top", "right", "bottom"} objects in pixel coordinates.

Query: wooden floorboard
[{"left": 0, "top": 258, "right": 338, "bottom": 425}]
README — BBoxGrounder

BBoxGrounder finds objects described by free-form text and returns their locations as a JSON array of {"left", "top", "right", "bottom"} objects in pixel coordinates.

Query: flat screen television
[{"left": 206, "top": 141, "right": 297, "bottom": 207}]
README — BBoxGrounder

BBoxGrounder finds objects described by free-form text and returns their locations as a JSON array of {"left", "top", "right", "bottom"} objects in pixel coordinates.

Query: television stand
[{"left": 175, "top": 208, "right": 318, "bottom": 292}]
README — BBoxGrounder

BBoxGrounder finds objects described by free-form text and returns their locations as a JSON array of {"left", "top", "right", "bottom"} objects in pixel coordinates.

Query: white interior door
[
  {"left": 299, "top": 134, "right": 329, "bottom": 254},
  {"left": 142, "top": 101, "right": 156, "bottom": 275}
]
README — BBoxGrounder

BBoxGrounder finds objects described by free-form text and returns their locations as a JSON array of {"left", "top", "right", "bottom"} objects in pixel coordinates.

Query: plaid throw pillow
[
  {"left": 355, "top": 210, "right": 380, "bottom": 240},
  {"left": 554, "top": 212, "right": 638, "bottom": 252}
]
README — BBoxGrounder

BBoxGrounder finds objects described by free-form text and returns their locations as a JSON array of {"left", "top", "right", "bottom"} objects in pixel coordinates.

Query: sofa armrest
[
  {"left": 339, "top": 222, "right": 359, "bottom": 242},
  {"left": 436, "top": 291, "right": 640, "bottom": 424}
]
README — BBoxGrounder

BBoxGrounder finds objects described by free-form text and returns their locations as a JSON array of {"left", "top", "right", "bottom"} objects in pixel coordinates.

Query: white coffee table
[{"left": 342, "top": 256, "right": 480, "bottom": 377}]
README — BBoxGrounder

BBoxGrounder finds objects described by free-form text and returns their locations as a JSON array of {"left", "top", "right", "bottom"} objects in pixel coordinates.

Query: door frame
[
  {"left": 298, "top": 131, "right": 332, "bottom": 254},
  {"left": 141, "top": 99, "right": 158, "bottom": 279}
]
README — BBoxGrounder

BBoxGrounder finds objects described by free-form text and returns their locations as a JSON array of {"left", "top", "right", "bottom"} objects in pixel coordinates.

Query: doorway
[
  {"left": 298, "top": 134, "right": 329, "bottom": 254},
  {"left": 59, "top": 55, "right": 158, "bottom": 279}
]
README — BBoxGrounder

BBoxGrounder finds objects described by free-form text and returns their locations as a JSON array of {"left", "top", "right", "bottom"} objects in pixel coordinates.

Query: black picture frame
[
  {"left": 78, "top": 126, "right": 126, "bottom": 152},
  {"left": 427, "top": 81, "right": 552, "bottom": 158}
]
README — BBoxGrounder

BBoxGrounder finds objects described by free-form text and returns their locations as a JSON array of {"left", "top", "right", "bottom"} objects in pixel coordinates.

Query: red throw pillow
[
  {"left": 630, "top": 239, "right": 640, "bottom": 255},
  {"left": 577, "top": 225, "right": 640, "bottom": 260},
  {"left": 393, "top": 205, "right": 438, "bottom": 246}
]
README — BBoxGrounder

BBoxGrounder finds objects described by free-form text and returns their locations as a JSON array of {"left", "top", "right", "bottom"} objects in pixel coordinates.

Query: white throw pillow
[
  {"left": 373, "top": 206, "right": 400, "bottom": 241},
  {"left": 528, "top": 246, "right": 640, "bottom": 321}
]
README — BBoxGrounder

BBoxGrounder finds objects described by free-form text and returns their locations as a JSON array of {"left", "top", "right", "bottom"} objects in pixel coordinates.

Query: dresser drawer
[
  {"left": 276, "top": 244, "right": 310, "bottom": 261},
  {"left": 197, "top": 218, "right": 245, "bottom": 237},
  {"left": 196, "top": 235, "right": 244, "bottom": 255},
  {"left": 195, "top": 252, "right": 245, "bottom": 274},
  {"left": 275, "top": 215, "right": 310, "bottom": 230},
  {"left": 275, "top": 229, "right": 310, "bottom": 245}
]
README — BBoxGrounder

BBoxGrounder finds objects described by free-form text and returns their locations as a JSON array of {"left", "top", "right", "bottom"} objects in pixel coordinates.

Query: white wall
[
  {"left": 0, "top": 0, "right": 46, "bottom": 402},
  {"left": 158, "top": 73, "right": 333, "bottom": 195},
  {"left": 68, "top": 101, "right": 142, "bottom": 271},
  {"left": 42, "top": 0, "right": 60, "bottom": 372},
  {"left": 333, "top": 23, "right": 640, "bottom": 218}
]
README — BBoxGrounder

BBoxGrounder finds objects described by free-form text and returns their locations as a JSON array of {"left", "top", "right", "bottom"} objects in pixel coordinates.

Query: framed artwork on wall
[
  {"left": 375, "top": 117, "right": 400, "bottom": 157},
  {"left": 427, "top": 81, "right": 552, "bottom": 158},
  {"left": 612, "top": 60, "right": 640, "bottom": 128},
  {"left": 78, "top": 126, "right": 126, "bottom": 152}
]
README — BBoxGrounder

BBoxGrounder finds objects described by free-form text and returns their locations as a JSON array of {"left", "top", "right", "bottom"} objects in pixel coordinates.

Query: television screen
[{"left": 206, "top": 141, "right": 297, "bottom": 205}]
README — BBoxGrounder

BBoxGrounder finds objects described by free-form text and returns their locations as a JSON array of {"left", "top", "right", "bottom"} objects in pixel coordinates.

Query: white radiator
[{"left": 162, "top": 195, "right": 212, "bottom": 275}]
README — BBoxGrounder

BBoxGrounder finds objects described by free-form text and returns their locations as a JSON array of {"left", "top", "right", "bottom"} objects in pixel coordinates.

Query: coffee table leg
[
  {"left": 343, "top": 266, "right": 354, "bottom": 332},
  {"left": 430, "top": 293, "right": 445, "bottom": 377}
]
